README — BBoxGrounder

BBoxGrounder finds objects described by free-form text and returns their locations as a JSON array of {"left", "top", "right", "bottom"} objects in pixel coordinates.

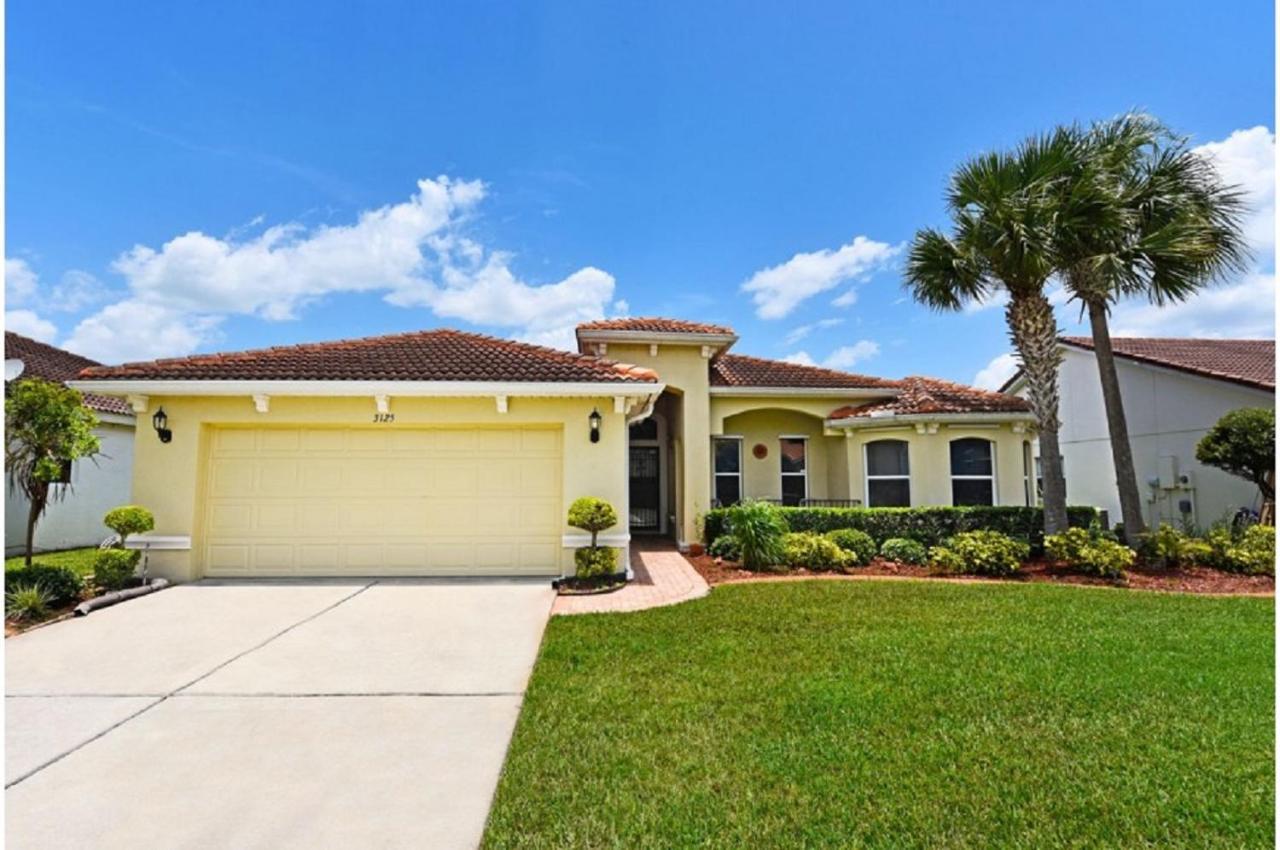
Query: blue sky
[{"left": 6, "top": 1, "right": 1275, "bottom": 387}]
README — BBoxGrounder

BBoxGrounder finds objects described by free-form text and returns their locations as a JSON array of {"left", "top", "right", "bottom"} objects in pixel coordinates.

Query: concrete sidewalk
[{"left": 6, "top": 578, "right": 555, "bottom": 849}]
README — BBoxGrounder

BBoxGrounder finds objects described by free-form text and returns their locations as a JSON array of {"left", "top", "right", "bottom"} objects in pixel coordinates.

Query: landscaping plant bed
[
  {"left": 688, "top": 554, "right": 1274, "bottom": 595},
  {"left": 553, "top": 572, "right": 629, "bottom": 595}
]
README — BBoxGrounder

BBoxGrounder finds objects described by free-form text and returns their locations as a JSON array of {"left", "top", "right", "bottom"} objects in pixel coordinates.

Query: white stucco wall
[
  {"left": 5, "top": 419, "right": 136, "bottom": 555},
  {"left": 1023, "top": 347, "right": 1273, "bottom": 528}
]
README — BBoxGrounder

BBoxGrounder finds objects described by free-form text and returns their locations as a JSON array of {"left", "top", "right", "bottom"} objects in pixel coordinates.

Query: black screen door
[{"left": 629, "top": 446, "right": 660, "bottom": 531}]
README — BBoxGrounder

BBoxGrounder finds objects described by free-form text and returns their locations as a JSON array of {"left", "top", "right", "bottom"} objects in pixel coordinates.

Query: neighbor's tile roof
[
  {"left": 4, "top": 332, "right": 133, "bottom": 416},
  {"left": 710, "top": 353, "right": 900, "bottom": 390},
  {"left": 77, "top": 329, "right": 659, "bottom": 383},
  {"left": 576, "top": 317, "right": 736, "bottom": 336},
  {"left": 829, "top": 376, "right": 1031, "bottom": 420},
  {"left": 1062, "top": 336, "right": 1274, "bottom": 390}
]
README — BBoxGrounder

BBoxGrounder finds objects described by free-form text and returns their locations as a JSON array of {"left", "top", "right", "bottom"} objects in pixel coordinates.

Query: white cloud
[
  {"left": 6, "top": 310, "right": 58, "bottom": 343},
  {"left": 831, "top": 289, "right": 857, "bottom": 308},
  {"left": 784, "top": 317, "right": 844, "bottom": 345},
  {"left": 48, "top": 270, "right": 112, "bottom": 313},
  {"left": 63, "top": 176, "right": 619, "bottom": 361},
  {"left": 782, "top": 339, "right": 880, "bottom": 371},
  {"left": 5, "top": 258, "right": 38, "bottom": 305},
  {"left": 1193, "top": 126, "right": 1275, "bottom": 259},
  {"left": 973, "top": 352, "right": 1020, "bottom": 391},
  {"left": 742, "top": 235, "right": 900, "bottom": 319}
]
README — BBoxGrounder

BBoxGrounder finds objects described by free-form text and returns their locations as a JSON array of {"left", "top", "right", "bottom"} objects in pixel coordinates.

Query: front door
[{"left": 629, "top": 446, "right": 661, "bottom": 532}]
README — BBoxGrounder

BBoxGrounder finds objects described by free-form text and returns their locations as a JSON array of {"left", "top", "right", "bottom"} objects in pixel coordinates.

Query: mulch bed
[{"left": 689, "top": 554, "right": 1274, "bottom": 596}]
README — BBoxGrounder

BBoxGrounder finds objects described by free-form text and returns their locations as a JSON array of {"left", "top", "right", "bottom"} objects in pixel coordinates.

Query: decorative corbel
[
  {"left": 495, "top": 395, "right": 509, "bottom": 414},
  {"left": 375, "top": 394, "right": 390, "bottom": 414},
  {"left": 252, "top": 394, "right": 270, "bottom": 414},
  {"left": 126, "top": 394, "right": 149, "bottom": 414}
]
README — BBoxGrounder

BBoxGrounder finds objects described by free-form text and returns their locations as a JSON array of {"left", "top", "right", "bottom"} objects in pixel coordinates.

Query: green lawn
[
  {"left": 484, "top": 581, "right": 1274, "bottom": 849},
  {"left": 5, "top": 547, "right": 98, "bottom": 579}
]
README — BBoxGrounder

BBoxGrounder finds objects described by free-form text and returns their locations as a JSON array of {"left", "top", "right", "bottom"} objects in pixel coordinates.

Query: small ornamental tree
[
  {"left": 103, "top": 505, "right": 156, "bottom": 583},
  {"left": 567, "top": 497, "right": 618, "bottom": 578},
  {"left": 1196, "top": 408, "right": 1275, "bottom": 510},
  {"left": 5, "top": 379, "right": 101, "bottom": 565}
]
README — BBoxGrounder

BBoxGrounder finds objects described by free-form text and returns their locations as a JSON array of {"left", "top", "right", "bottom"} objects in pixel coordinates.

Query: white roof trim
[
  {"left": 825, "top": 411, "right": 1037, "bottom": 429},
  {"left": 575, "top": 329, "right": 738, "bottom": 347},
  {"left": 710, "top": 386, "right": 898, "bottom": 398},
  {"left": 68, "top": 379, "right": 665, "bottom": 399}
]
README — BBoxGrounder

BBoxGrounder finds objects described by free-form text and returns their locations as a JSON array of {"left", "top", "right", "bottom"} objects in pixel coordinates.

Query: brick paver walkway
[{"left": 552, "top": 541, "right": 710, "bottom": 615}]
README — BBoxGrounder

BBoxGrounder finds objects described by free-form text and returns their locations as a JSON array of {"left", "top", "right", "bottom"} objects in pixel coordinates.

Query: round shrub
[
  {"left": 574, "top": 546, "right": 617, "bottom": 578},
  {"left": 726, "top": 500, "right": 788, "bottom": 571},
  {"left": 93, "top": 549, "right": 140, "bottom": 591},
  {"left": 5, "top": 584, "right": 51, "bottom": 621},
  {"left": 708, "top": 534, "right": 742, "bottom": 562},
  {"left": 879, "top": 537, "right": 927, "bottom": 565},
  {"left": 781, "top": 532, "right": 852, "bottom": 571},
  {"left": 1046, "top": 528, "right": 1133, "bottom": 578},
  {"left": 928, "top": 530, "right": 1028, "bottom": 576},
  {"left": 103, "top": 505, "right": 155, "bottom": 543},
  {"left": 567, "top": 497, "right": 618, "bottom": 540},
  {"left": 1137, "top": 523, "right": 1196, "bottom": 567},
  {"left": 4, "top": 563, "right": 83, "bottom": 606},
  {"left": 825, "top": 528, "right": 877, "bottom": 566},
  {"left": 1207, "top": 524, "right": 1275, "bottom": 575}
]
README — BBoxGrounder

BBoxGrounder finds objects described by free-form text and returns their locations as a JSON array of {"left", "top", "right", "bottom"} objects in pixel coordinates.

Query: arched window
[
  {"left": 864, "top": 440, "right": 910, "bottom": 507},
  {"left": 950, "top": 438, "right": 995, "bottom": 506}
]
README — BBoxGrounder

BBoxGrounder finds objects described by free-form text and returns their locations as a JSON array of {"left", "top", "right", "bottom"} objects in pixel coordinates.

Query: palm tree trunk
[
  {"left": 1007, "top": 293, "right": 1069, "bottom": 534},
  {"left": 1085, "top": 298, "right": 1147, "bottom": 543}
]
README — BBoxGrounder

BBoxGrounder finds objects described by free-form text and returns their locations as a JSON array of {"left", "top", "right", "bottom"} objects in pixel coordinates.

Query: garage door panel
[{"left": 203, "top": 427, "right": 563, "bottom": 577}]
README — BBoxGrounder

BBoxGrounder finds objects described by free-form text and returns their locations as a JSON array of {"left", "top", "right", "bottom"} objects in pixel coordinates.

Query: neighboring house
[
  {"left": 4, "top": 332, "right": 136, "bottom": 556},
  {"left": 70, "top": 318, "right": 1034, "bottom": 582},
  {"left": 1003, "top": 337, "right": 1275, "bottom": 530}
]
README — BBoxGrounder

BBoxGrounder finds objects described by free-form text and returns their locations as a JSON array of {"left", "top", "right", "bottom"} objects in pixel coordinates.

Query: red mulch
[{"left": 688, "top": 555, "right": 1274, "bottom": 596}]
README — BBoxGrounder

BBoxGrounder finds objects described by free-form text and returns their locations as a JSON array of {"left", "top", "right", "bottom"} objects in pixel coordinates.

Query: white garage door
[{"left": 201, "top": 426, "right": 563, "bottom": 577}]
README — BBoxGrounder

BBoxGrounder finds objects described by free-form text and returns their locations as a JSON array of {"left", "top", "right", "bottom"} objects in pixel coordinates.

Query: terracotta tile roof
[
  {"left": 829, "top": 376, "right": 1031, "bottom": 420},
  {"left": 1061, "top": 336, "right": 1274, "bottom": 390},
  {"left": 76, "top": 329, "right": 658, "bottom": 384},
  {"left": 710, "top": 353, "right": 899, "bottom": 389},
  {"left": 576, "top": 317, "right": 736, "bottom": 336},
  {"left": 4, "top": 332, "right": 133, "bottom": 416}
]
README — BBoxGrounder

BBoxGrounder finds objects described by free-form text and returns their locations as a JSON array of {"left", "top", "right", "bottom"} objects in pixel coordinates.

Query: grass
[
  {"left": 484, "top": 581, "right": 1274, "bottom": 849},
  {"left": 5, "top": 547, "right": 98, "bottom": 579}
]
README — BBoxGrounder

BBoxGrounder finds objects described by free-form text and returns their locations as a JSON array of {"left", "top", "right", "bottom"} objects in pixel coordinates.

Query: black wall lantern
[
  {"left": 152, "top": 407, "right": 172, "bottom": 443},
  {"left": 588, "top": 408, "right": 602, "bottom": 443}
]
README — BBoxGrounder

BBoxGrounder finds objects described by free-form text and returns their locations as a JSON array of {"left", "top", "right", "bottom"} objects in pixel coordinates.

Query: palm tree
[
  {"left": 906, "top": 129, "right": 1099, "bottom": 535},
  {"left": 1055, "top": 114, "right": 1250, "bottom": 543}
]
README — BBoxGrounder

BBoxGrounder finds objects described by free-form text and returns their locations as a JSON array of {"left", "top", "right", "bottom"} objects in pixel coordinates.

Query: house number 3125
[{"left": 372, "top": 413, "right": 395, "bottom": 423}]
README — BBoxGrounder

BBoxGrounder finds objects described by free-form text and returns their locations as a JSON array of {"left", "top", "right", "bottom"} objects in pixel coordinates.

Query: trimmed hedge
[
  {"left": 4, "top": 563, "right": 83, "bottom": 607},
  {"left": 704, "top": 505, "right": 1099, "bottom": 553}
]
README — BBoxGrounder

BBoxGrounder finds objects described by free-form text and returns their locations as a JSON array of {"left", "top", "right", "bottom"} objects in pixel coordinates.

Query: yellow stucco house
[{"left": 71, "top": 317, "right": 1035, "bottom": 582}]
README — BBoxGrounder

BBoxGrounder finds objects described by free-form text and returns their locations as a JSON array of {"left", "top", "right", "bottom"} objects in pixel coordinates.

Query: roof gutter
[
  {"left": 824, "top": 411, "right": 1037, "bottom": 429},
  {"left": 710, "top": 386, "right": 899, "bottom": 399}
]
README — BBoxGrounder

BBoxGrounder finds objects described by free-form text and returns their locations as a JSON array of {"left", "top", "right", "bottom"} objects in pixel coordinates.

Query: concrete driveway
[{"left": 5, "top": 578, "right": 555, "bottom": 849}]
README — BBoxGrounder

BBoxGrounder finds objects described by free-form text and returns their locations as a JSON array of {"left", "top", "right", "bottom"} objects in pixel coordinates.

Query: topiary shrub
[
  {"left": 928, "top": 530, "right": 1028, "bottom": 576},
  {"left": 879, "top": 537, "right": 927, "bottom": 565},
  {"left": 780, "top": 532, "right": 851, "bottom": 571},
  {"left": 93, "top": 549, "right": 139, "bottom": 591},
  {"left": 1045, "top": 527, "right": 1134, "bottom": 579},
  {"left": 574, "top": 546, "right": 618, "bottom": 578},
  {"left": 825, "top": 528, "right": 876, "bottom": 566},
  {"left": 5, "top": 583, "right": 52, "bottom": 621},
  {"left": 4, "top": 563, "right": 83, "bottom": 606},
  {"left": 103, "top": 505, "right": 155, "bottom": 543},
  {"left": 708, "top": 534, "right": 741, "bottom": 562},
  {"left": 725, "top": 500, "right": 788, "bottom": 571},
  {"left": 1206, "top": 525, "right": 1275, "bottom": 575}
]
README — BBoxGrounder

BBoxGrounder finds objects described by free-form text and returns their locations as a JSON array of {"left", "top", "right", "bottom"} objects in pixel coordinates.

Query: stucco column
[{"left": 680, "top": 389, "right": 711, "bottom": 547}]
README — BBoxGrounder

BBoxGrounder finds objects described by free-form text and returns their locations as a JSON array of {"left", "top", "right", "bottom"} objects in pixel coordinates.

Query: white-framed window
[
  {"left": 950, "top": 438, "right": 995, "bottom": 506},
  {"left": 864, "top": 439, "right": 910, "bottom": 507},
  {"left": 712, "top": 437, "right": 742, "bottom": 507},
  {"left": 779, "top": 437, "right": 807, "bottom": 506}
]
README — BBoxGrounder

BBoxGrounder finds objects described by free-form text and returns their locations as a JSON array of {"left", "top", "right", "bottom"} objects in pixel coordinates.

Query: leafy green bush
[
  {"left": 703, "top": 505, "right": 1098, "bottom": 553},
  {"left": 879, "top": 537, "right": 927, "bottom": 565},
  {"left": 103, "top": 505, "right": 155, "bottom": 543},
  {"left": 708, "top": 534, "right": 742, "bottom": 562},
  {"left": 928, "top": 530, "right": 1029, "bottom": 576},
  {"left": 93, "top": 549, "right": 139, "bottom": 591},
  {"left": 4, "top": 563, "right": 83, "bottom": 606},
  {"left": 824, "top": 528, "right": 877, "bottom": 566},
  {"left": 725, "top": 500, "right": 788, "bottom": 571},
  {"left": 1045, "top": 527, "right": 1134, "bottom": 579},
  {"left": 781, "top": 532, "right": 852, "bottom": 571},
  {"left": 5, "top": 583, "right": 52, "bottom": 621},
  {"left": 567, "top": 497, "right": 618, "bottom": 544},
  {"left": 1206, "top": 525, "right": 1275, "bottom": 576},
  {"left": 1138, "top": 524, "right": 1201, "bottom": 567},
  {"left": 574, "top": 546, "right": 618, "bottom": 578}
]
